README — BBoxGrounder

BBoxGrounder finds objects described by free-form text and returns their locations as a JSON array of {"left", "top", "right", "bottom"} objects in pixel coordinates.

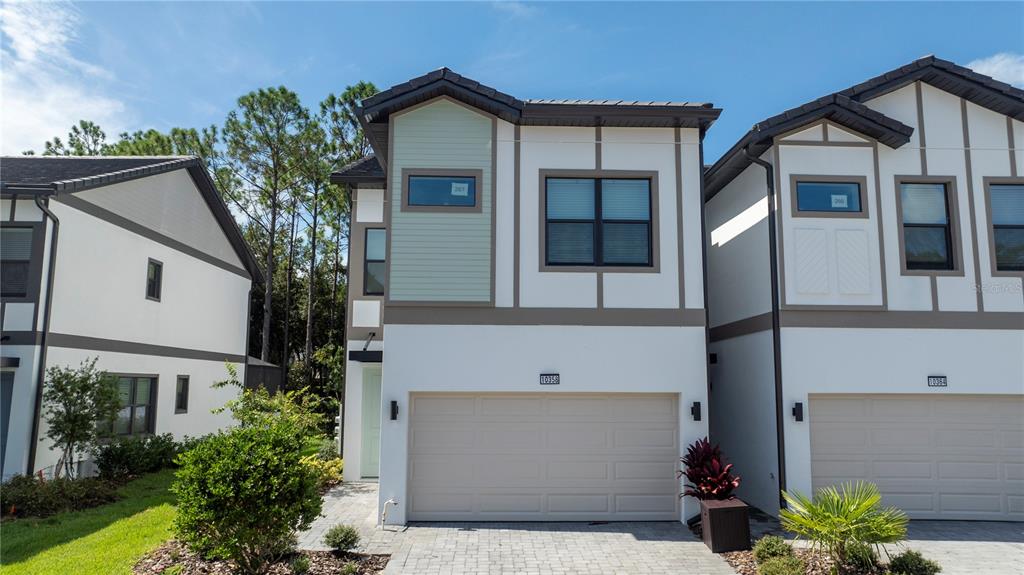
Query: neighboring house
[
  {"left": 332, "top": 68, "right": 720, "bottom": 524},
  {"left": 0, "top": 156, "right": 262, "bottom": 479},
  {"left": 704, "top": 56, "right": 1024, "bottom": 521}
]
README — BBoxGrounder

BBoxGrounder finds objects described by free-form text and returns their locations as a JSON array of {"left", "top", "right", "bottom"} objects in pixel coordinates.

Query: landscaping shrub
[
  {"left": 301, "top": 454, "right": 343, "bottom": 489},
  {"left": 323, "top": 524, "right": 360, "bottom": 553},
  {"left": 0, "top": 474, "right": 118, "bottom": 517},
  {"left": 316, "top": 437, "right": 339, "bottom": 461},
  {"left": 679, "top": 437, "right": 741, "bottom": 500},
  {"left": 175, "top": 434, "right": 214, "bottom": 457},
  {"left": 780, "top": 482, "right": 907, "bottom": 571},
  {"left": 172, "top": 422, "right": 322, "bottom": 575},
  {"left": 289, "top": 555, "right": 311, "bottom": 574},
  {"left": 94, "top": 433, "right": 178, "bottom": 481},
  {"left": 846, "top": 541, "right": 880, "bottom": 573},
  {"left": 888, "top": 550, "right": 942, "bottom": 575},
  {"left": 757, "top": 555, "right": 806, "bottom": 575},
  {"left": 753, "top": 535, "right": 794, "bottom": 564}
]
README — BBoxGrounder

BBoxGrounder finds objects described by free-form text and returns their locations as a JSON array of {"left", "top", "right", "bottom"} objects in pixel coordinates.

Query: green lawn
[{"left": 0, "top": 469, "right": 176, "bottom": 575}]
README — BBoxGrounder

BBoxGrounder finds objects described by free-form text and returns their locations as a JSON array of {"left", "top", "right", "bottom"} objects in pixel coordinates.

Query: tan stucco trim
[
  {"left": 982, "top": 176, "right": 1024, "bottom": 279},
  {"left": 916, "top": 81, "right": 928, "bottom": 176},
  {"left": 961, "top": 98, "right": 985, "bottom": 311},
  {"left": 389, "top": 94, "right": 496, "bottom": 122},
  {"left": 675, "top": 127, "right": 685, "bottom": 309},
  {"left": 384, "top": 306, "right": 706, "bottom": 327},
  {"left": 893, "top": 175, "right": 966, "bottom": 278},
  {"left": 537, "top": 168, "right": 661, "bottom": 274},
  {"left": 789, "top": 174, "right": 870, "bottom": 219},
  {"left": 871, "top": 142, "right": 890, "bottom": 310},
  {"left": 347, "top": 187, "right": 387, "bottom": 342},
  {"left": 595, "top": 126, "right": 603, "bottom": 308},
  {"left": 778, "top": 139, "right": 875, "bottom": 149},
  {"left": 779, "top": 309, "right": 1023, "bottom": 330},
  {"left": 772, "top": 145, "right": 788, "bottom": 307},
  {"left": 400, "top": 168, "right": 485, "bottom": 213},
  {"left": 709, "top": 312, "right": 773, "bottom": 342},
  {"left": 513, "top": 125, "right": 521, "bottom": 308},
  {"left": 1008, "top": 117, "right": 1018, "bottom": 178},
  {"left": 776, "top": 119, "right": 827, "bottom": 142},
  {"left": 491, "top": 118, "right": 498, "bottom": 305}
]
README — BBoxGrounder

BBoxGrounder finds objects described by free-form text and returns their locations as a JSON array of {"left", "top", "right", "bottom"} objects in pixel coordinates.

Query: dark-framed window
[
  {"left": 112, "top": 376, "right": 157, "bottom": 436},
  {"left": 364, "top": 228, "right": 386, "bottom": 295},
  {"left": 545, "top": 177, "right": 652, "bottom": 267},
  {"left": 1, "top": 227, "right": 33, "bottom": 298},
  {"left": 175, "top": 376, "right": 189, "bottom": 414},
  {"left": 989, "top": 184, "right": 1024, "bottom": 271},
  {"left": 146, "top": 259, "right": 162, "bottom": 301},
  {"left": 407, "top": 175, "right": 476, "bottom": 207},
  {"left": 900, "top": 182, "right": 954, "bottom": 271},
  {"left": 795, "top": 181, "right": 862, "bottom": 214}
]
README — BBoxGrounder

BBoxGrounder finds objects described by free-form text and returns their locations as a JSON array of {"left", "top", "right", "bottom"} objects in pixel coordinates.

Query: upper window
[
  {"left": 900, "top": 182, "right": 954, "bottom": 271},
  {"left": 990, "top": 184, "right": 1024, "bottom": 272},
  {"left": 407, "top": 175, "right": 477, "bottom": 207},
  {"left": 795, "top": 181, "right": 863, "bottom": 214},
  {"left": 113, "top": 376, "right": 156, "bottom": 436},
  {"left": 364, "top": 229, "right": 386, "bottom": 296},
  {"left": 146, "top": 259, "right": 162, "bottom": 301},
  {"left": 1, "top": 227, "right": 33, "bottom": 298},
  {"left": 545, "top": 177, "right": 652, "bottom": 267},
  {"left": 175, "top": 376, "right": 189, "bottom": 414}
]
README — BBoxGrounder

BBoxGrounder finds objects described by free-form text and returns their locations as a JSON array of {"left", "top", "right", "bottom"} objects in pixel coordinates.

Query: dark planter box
[{"left": 700, "top": 498, "right": 751, "bottom": 553}]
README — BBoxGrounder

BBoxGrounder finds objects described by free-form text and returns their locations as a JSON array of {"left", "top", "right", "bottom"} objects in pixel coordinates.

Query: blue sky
[{"left": 2, "top": 1, "right": 1022, "bottom": 161}]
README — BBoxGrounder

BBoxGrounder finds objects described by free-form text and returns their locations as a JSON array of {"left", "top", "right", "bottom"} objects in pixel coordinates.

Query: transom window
[
  {"left": 1, "top": 227, "right": 33, "bottom": 298},
  {"left": 900, "top": 182, "right": 954, "bottom": 271},
  {"left": 364, "top": 228, "right": 386, "bottom": 295},
  {"left": 113, "top": 376, "right": 156, "bottom": 436},
  {"left": 796, "top": 181, "right": 862, "bottom": 213},
  {"left": 545, "top": 177, "right": 652, "bottom": 267},
  {"left": 407, "top": 175, "right": 476, "bottom": 207},
  {"left": 146, "top": 259, "right": 162, "bottom": 301},
  {"left": 990, "top": 184, "right": 1024, "bottom": 271}
]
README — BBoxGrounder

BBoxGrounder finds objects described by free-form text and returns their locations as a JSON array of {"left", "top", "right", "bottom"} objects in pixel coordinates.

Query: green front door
[{"left": 360, "top": 368, "right": 382, "bottom": 478}]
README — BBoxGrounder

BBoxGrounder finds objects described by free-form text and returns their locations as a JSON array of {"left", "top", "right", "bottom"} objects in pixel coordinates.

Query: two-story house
[
  {"left": 0, "top": 156, "right": 261, "bottom": 479},
  {"left": 332, "top": 69, "right": 720, "bottom": 524},
  {"left": 705, "top": 57, "right": 1024, "bottom": 521}
]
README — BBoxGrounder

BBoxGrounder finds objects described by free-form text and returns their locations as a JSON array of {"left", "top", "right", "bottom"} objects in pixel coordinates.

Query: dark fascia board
[
  {"left": 360, "top": 68, "right": 524, "bottom": 124},
  {"left": 330, "top": 155, "right": 385, "bottom": 185},
  {"left": 347, "top": 350, "right": 382, "bottom": 363},
  {"left": 521, "top": 102, "right": 721, "bottom": 129}
]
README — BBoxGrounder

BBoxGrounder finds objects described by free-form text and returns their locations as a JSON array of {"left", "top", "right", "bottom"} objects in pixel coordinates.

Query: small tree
[
  {"left": 213, "top": 363, "right": 325, "bottom": 437},
  {"left": 40, "top": 358, "right": 120, "bottom": 478}
]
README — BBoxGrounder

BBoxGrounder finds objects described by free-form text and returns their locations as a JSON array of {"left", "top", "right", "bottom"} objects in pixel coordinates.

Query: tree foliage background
[{"left": 27, "top": 82, "right": 379, "bottom": 427}]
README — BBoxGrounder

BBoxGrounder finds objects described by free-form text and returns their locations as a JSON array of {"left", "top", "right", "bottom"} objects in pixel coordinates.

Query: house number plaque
[
  {"left": 927, "top": 376, "right": 947, "bottom": 387},
  {"left": 539, "top": 373, "right": 560, "bottom": 385}
]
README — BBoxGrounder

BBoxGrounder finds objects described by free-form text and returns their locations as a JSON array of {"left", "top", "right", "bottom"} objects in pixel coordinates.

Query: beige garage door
[
  {"left": 810, "top": 395, "right": 1023, "bottom": 521},
  {"left": 408, "top": 393, "right": 680, "bottom": 521}
]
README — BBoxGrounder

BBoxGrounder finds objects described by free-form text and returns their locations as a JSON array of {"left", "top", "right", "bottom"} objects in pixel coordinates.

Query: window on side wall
[
  {"left": 364, "top": 229, "right": 386, "bottom": 295},
  {"left": 146, "top": 259, "right": 162, "bottom": 301},
  {"left": 175, "top": 376, "right": 189, "bottom": 414},
  {"left": 795, "top": 180, "right": 863, "bottom": 215},
  {"left": 406, "top": 174, "right": 477, "bottom": 208},
  {"left": 111, "top": 376, "right": 156, "bottom": 436},
  {"left": 989, "top": 183, "right": 1024, "bottom": 272},
  {"left": 545, "top": 177, "right": 652, "bottom": 267},
  {"left": 1, "top": 227, "right": 33, "bottom": 298},
  {"left": 900, "top": 182, "right": 954, "bottom": 271}
]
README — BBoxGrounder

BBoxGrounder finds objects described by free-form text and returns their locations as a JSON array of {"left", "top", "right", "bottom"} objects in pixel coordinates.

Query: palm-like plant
[{"left": 780, "top": 482, "right": 907, "bottom": 574}]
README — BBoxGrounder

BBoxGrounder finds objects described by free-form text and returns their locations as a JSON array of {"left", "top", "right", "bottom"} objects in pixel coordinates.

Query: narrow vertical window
[
  {"left": 364, "top": 229, "right": 386, "bottom": 295},
  {"left": 989, "top": 184, "right": 1024, "bottom": 271},
  {"left": 175, "top": 376, "right": 189, "bottom": 414},
  {"left": 900, "top": 183, "right": 954, "bottom": 270},
  {"left": 146, "top": 259, "right": 162, "bottom": 301},
  {"left": 1, "top": 227, "right": 33, "bottom": 298}
]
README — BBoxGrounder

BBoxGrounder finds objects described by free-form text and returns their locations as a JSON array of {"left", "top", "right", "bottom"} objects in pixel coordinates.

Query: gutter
[
  {"left": 26, "top": 193, "right": 59, "bottom": 476},
  {"left": 742, "top": 145, "right": 787, "bottom": 508}
]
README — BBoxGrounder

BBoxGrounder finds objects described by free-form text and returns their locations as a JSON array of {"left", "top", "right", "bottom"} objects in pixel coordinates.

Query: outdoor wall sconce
[
  {"left": 390, "top": 400, "right": 399, "bottom": 421},
  {"left": 792, "top": 402, "right": 804, "bottom": 422},
  {"left": 690, "top": 401, "right": 702, "bottom": 421}
]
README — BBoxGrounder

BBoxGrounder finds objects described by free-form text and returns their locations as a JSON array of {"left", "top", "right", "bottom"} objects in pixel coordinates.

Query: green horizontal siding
[{"left": 390, "top": 99, "right": 493, "bottom": 302}]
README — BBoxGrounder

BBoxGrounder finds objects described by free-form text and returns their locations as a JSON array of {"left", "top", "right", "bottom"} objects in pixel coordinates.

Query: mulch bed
[
  {"left": 721, "top": 547, "right": 836, "bottom": 575},
  {"left": 134, "top": 540, "right": 389, "bottom": 575}
]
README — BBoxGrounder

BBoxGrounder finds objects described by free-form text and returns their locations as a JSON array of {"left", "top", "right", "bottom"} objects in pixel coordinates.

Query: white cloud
[
  {"left": 0, "top": 2, "right": 129, "bottom": 154},
  {"left": 967, "top": 52, "right": 1024, "bottom": 88},
  {"left": 492, "top": 1, "right": 538, "bottom": 19}
]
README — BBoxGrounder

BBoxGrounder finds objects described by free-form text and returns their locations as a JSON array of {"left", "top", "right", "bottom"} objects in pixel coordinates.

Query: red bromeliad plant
[{"left": 680, "top": 437, "right": 741, "bottom": 500}]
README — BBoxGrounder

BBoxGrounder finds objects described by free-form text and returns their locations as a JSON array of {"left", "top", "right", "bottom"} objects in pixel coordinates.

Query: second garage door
[
  {"left": 408, "top": 393, "right": 680, "bottom": 521},
  {"left": 810, "top": 394, "right": 1023, "bottom": 521}
]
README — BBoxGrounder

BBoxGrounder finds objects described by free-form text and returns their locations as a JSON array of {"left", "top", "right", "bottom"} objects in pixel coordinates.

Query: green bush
[
  {"left": 323, "top": 524, "right": 360, "bottom": 553},
  {"left": 753, "top": 535, "right": 794, "bottom": 563},
  {"left": 846, "top": 541, "right": 880, "bottom": 573},
  {"left": 301, "top": 455, "right": 343, "bottom": 490},
  {"left": 780, "top": 482, "right": 907, "bottom": 569},
  {"left": 175, "top": 434, "right": 213, "bottom": 457},
  {"left": 316, "top": 438, "right": 339, "bottom": 461},
  {"left": 94, "top": 433, "right": 178, "bottom": 481},
  {"left": 339, "top": 562, "right": 360, "bottom": 575},
  {"left": 757, "top": 555, "right": 806, "bottom": 575},
  {"left": 172, "top": 423, "right": 322, "bottom": 574},
  {"left": 289, "top": 554, "right": 310, "bottom": 574},
  {"left": 0, "top": 474, "right": 119, "bottom": 517},
  {"left": 888, "top": 550, "right": 942, "bottom": 575}
]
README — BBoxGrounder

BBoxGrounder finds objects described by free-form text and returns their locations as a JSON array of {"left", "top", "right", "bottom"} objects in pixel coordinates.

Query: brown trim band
[
  {"left": 779, "top": 310, "right": 1023, "bottom": 330},
  {"left": 709, "top": 312, "right": 773, "bottom": 342},
  {"left": 383, "top": 306, "right": 706, "bottom": 327},
  {"left": 2, "top": 331, "right": 247, "bottom": 362}
]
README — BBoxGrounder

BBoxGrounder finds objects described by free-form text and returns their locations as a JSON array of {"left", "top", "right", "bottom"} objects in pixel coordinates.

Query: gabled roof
[
  {"left": 1, "top": 156, "right": 263, "bottom": 282},
  {"left": 329, "top": 154, "right": 384, "bottom": 185},
  {"left": 704, "top": 55, "right": 1024, "bottom": 200},
  {"left": 356, "top": 67, "right": 721, "bottom": 168}
]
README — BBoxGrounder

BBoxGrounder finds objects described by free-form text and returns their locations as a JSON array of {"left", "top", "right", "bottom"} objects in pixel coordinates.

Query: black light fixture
[
  {"left": 390, "top": 400, "right": 399, "bottom": 421},
  {"left": 709, "top": 353, "right": 718, "bottom": 365},
  {"left": 690, "top": 401, "right": 701, "bottom": 421},
  {"left": 792, "top": 402, "right": 804, "bottom": 422}
]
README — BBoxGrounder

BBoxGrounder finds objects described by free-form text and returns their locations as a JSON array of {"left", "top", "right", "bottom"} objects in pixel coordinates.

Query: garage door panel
[
  {"left": 408, "top": 393, "right": 680, "bottom": 521},
  {"left": 810, "top": 395, "right": 1023, "bottom": 521},
  {"left": 413, "top": 395, "right": 477, "bottom": 417}
]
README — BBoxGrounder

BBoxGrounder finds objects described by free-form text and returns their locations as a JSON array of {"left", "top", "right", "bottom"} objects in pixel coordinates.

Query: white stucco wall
[{"left": 341, "top": 337, "right": 384, "bottom": 482}]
